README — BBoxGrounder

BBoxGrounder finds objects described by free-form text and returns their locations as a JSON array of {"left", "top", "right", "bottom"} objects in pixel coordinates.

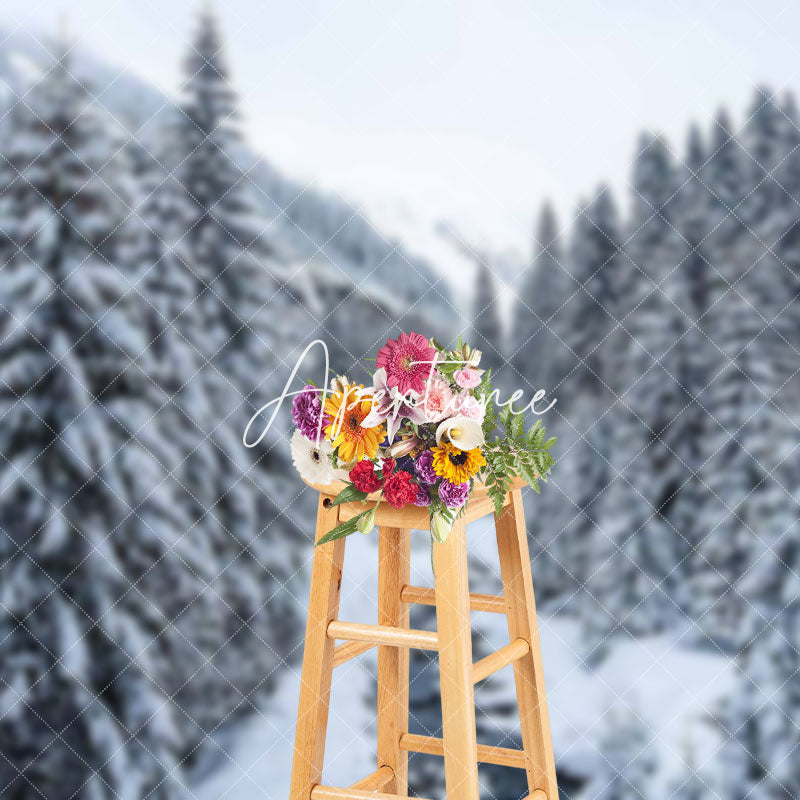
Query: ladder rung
[
  {"left": 399, "top": 733, "right": 528, "bottom": 769},
  {"left": 332, "top": 639, "right": 375, "bottom": 667},
  {"left": 349, "top": 765, "right": 394, "bottom": 790},
  {"left": 472, "top": 637, "right": 530, "bottom": 684},
  {"left": 312, "top": 787, "right": 433, "bottom": 800},
  {"left": 400, "top": 584, "right": 507, "bottom": 614},
  {"left": 327, "top": 620, "right": 438, "bottom": 650}
]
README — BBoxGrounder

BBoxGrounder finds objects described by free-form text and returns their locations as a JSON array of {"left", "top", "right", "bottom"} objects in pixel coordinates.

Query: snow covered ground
[{"left": 196, "top": 516, "right": 737, "bottom": 800}]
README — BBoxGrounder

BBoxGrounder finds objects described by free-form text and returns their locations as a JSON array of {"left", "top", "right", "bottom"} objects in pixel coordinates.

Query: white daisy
[{"left": 290, "top": 429, "right": 336, "bottom": 485}]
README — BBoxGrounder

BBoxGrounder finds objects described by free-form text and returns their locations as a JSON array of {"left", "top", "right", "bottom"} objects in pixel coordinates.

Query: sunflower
[
  {"left": 431, "top": 442, "right": 486, "bottom": 484},
  {"left": 324, "top": 384, "right": 385, "bottom": 463}
]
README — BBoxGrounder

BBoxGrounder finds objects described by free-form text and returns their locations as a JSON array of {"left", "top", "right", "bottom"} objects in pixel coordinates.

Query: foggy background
[{"left": 0, "top": 2, "right": 798, "bottom": 799}]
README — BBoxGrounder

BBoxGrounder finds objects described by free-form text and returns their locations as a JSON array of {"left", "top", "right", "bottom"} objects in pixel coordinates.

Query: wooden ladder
[{"left": 289, "top": 479, "right": 558, "bottom": 800}]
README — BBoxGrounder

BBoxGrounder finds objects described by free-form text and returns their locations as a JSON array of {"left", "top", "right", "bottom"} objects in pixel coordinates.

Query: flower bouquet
[{"left": 290, "top": 332, "right": 556, "bottom": 546}]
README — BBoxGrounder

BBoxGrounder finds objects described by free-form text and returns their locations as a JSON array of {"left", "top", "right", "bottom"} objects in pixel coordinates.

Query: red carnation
[
  {"left": 383, "top": 470, "right": 417, "bottom": 509},
  {"left": 381, "top": 458, "right": 396, "bottom": 478},
  {"left": 349, "top": 459, "right": 383, "bottom": 493}
]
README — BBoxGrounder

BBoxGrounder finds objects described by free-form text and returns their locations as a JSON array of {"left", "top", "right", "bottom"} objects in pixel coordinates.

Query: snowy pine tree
[
  {"left": 535, "top": 190, "right": 621, "bottom": 612},
  {"left": 582, "top": 136, "right": 689, "bottom": 651},
  {"left": 138, "top": 10, "right": 302, "bottom": 741},
  {"left": 691, "top": 90, "right": 800, "bottom": 651},
  {"left": 511, "top": 203, "right": 569, "bottom": 386},
  {"left": 715, "top": 582, "right": 800, "bottom": 800},
  {"left": 510, "top": 205, "right": 574, "bottom": 602},
  {"left": 471, "top": 260, "right": 505, "bottom": 375},
  {"left": 167, "top": 8, "right": 282, "bottom": 412},
  {"left": 0, "top": 50, "right": 188, "bottom": 800},
  {"left": 664, "top": 125, "right": 719, "bottom": 617}
]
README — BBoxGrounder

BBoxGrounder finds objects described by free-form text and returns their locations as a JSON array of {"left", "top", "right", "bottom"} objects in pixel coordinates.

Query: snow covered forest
[{"left": 0, "top": 7, "right": 798, "bottom": 800}]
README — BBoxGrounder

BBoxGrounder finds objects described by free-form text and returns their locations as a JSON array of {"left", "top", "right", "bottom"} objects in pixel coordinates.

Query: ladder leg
[
  {"left": 377, "top": 527, "right": 411, "bottom": 794},
  {"left": 495, "top": 489, "right": 559, "bottom": 799},
  {"left": 433, "top": 517, "right": 480, "bottom": 800},
  {"left": 290, "top": 496, "right": 346, "bottom": 800}
]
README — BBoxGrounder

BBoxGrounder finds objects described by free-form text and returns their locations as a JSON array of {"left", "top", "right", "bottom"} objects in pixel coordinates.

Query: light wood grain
[
  {"left": 327, "top": 620, "right": 438, "bottom": 650},
  {"left": 463, "top": 490, "right": 512, "bottom": 522},
  {"left": 495, "top": 489, "right": 559, "bottom": 799},
  {"left": 472, "top": 637, "right": 530, "bottom": 684},
  {"left": 337, "top": 500, "right": 429, "bottom": 529},
  {"left": 377, "top": 526, "right": 411, "bottom": 793},
  {"left": 291, "top": 480, "right": 558, "bottom": 800},
  {"left": 348, "top": 765, "right": 394, "bottom": 791},
  {"left": 432, "top": 516, "right": 480, "bottom": 799},
  {"left": 311, "top": 786, "right": 433, "bottom": 800},
  {"left": 399, "top": 733, "right": 527, "bottom": 769},
  {"left": 400, "top": 584, "right": 506, "bottom": 613},
  {"left": 332, "top": 639, "right": 375, "bottom": 667},
  {"left": 289, "top": 495, "right": 346, "bottom": 800}
]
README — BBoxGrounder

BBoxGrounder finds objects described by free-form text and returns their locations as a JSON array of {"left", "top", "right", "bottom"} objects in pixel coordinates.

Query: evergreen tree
[
  {"left": 665, "top": 125, "right": 719, "bottom": 615},
  {"left": 511, "top": 202, "right": 568, "bottom": 386},
  {"left": 509, "top": 205, "right": 574, "bottom": 603},
  {"left": 774, "top": 93, "right": 800, "bottom": 294},
  {"left": 716, "top": 587, "right": 800, "bottom": 800},
  {"left": 536, "top": 190, "right": 622, "bottom": 610},
  {"left": 0, "top": 51, "right": 187, "bottom": 800},
  {"left": 704, "top": 108, "right": 750, "bottom": 259},
  {"left": 471, "top": 260, "right": 504, "bottom": 375},
  {"left": 691, "top": 90, "right": 800, "bottom": 651},
  {"left": 141, "top": 10, "right": 302, "bottom": 741},
  {"left": 167, "top": 7, "right": 281, "bottom": 411},
  {"left": 583, "top": 139, "right": 688, "bottom": 650}
]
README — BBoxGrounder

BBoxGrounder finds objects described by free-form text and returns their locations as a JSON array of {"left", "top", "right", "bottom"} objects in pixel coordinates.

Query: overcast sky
[{"left": 8, "top": 1, "right": 800, "bottom": 253}]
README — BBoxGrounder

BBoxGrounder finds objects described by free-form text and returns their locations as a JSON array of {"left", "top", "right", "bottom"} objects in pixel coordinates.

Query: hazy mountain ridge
[{"left": 0, "top": 28, "right": 454, "bottom": 332}]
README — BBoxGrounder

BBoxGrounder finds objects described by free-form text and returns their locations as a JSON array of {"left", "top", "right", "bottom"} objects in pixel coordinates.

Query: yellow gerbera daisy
[
  {"left": 431, "top": 442, "right": 486, "bottom": 484},
  {"left": 324, "top": 384, "right": 384, "bottom": 463}
]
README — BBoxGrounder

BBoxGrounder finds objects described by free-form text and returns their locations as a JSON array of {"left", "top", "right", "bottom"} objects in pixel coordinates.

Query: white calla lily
[{"left": 435, "top": 415, "right": 485, "bottom": 450}]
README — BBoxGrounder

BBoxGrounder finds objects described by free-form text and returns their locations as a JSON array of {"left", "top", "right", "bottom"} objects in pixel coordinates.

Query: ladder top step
[{"left": 327, "top": 620, "right": 438, "bottom": 651}]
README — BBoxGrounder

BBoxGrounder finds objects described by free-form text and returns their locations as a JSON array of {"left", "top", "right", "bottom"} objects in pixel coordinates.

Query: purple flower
[
  {"left": 292, "top": 385, "right": 329, "bottom": 441},
  {"left": 438, "top": 479, "right": 470, "bottom": 509},
  {"left": 413, "top": 484, "right": 432, "bottom": 507},
  {"left": 414, "top": 450, "right": 437, "bottom": 485},
  {"left": 396, "top": 455, "right": 415, "bottom": 473}
]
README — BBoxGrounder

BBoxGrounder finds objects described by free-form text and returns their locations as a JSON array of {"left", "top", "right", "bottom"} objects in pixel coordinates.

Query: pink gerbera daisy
[{"left": 376, "top": 332, "right": 436, "bottom": 395}]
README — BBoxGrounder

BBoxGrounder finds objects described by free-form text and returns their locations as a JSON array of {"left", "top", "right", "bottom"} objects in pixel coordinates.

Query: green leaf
[
  {"left": 511, "top": 411, "right": 524, "bottom": 439},
  {"left": 317, "top": 508, "right": 375, "bottom": 545},
  {"left": 330, "top": 484, "right": 370, "bottom": 506},
  {"left": 316, "top": 517, "right": 359, "bottom": 545}
]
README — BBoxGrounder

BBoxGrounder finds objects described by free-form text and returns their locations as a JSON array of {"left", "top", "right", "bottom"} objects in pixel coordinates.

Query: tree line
[{"left": 469, "top": 89, "right": 800, "bottom": 798}]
